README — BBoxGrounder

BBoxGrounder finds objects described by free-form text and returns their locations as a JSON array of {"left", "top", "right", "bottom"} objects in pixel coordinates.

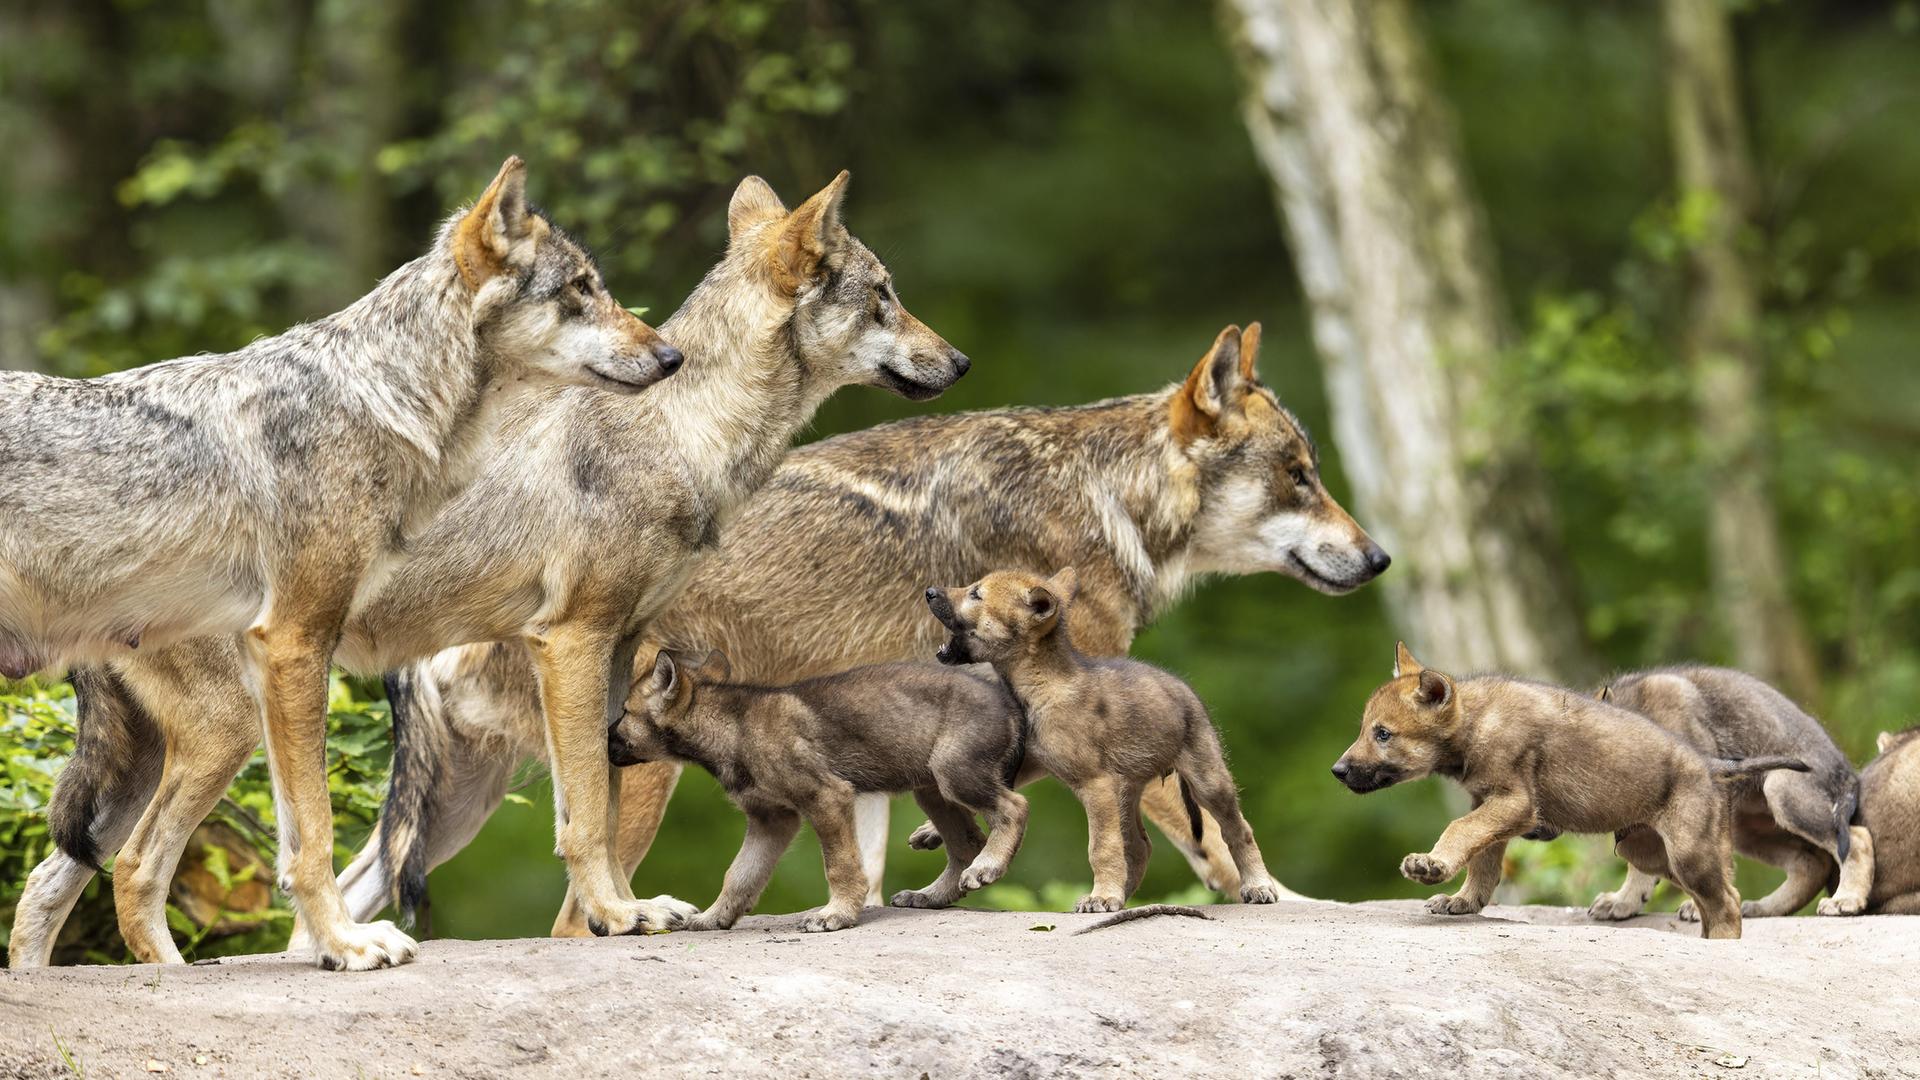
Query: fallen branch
[{"left": 1071, "top": 904, "right": 1216, "bottom": 935}]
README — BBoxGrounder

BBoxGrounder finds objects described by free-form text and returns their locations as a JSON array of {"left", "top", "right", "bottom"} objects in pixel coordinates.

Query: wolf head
[
  {"left": 449, "top": 156, "right": 682, "bottom": 394},
  {"left": 719, "top": 172, "right": 969, "bottom": 401},
  {"left": 1171, "top": 324, "right": 1388, "bottom": 595},
  {"left": 1332, "top": 642, "right": 1460, "bottom": 793},
  {"left": 926, "top": 567, "right": 1078, "bottom": 667},
  {"left": 609, "top": 647, "right": 732, "bottom": 767}
]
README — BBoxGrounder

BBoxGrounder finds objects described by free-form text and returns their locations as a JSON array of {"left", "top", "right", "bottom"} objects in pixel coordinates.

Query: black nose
[
  {"left": 1331, "top": 761, "right": 1350, "bottom": 780},
  {"left": 655, "top": 344, "right": 684, "bottom": 374},
  {"left": 949, "top": 350, "right": 971, "bottom": 377},
  {"left": 1364, "top": 545, "right": 1391, "bottom": 575},
  {"left": 925, "top": 586, "right": 940, "bottom": 600}
]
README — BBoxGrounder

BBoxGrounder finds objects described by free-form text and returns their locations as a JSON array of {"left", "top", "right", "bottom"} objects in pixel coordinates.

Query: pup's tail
[
  {"left": 50, "top": 666, "right": 164, "bottom": 870},
  {"left": 1832, "top": 778, "right": 1860, "bottom": 865},
  {"left": 1174, "top": 774, "right": 1203, "bottom": 843},
  {"left": 1708, "top": 755, "right": 1811, "bottom": 782},
  {"left": 374, "top": 666, "right": 446, "bottom": 927},
  {"left": 1001, "top": 712, "right": 1029, "bottom": 790}
]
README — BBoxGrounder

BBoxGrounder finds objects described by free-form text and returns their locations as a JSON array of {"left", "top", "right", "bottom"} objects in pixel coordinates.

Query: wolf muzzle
[{"left": 1330, "top": 759, "right": 1399, "bottom": 794}]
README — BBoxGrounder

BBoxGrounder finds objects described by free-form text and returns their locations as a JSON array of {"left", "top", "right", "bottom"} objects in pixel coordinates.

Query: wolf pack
[{"left": 3, "top": 158, "right": 1916, "bottom": 974}]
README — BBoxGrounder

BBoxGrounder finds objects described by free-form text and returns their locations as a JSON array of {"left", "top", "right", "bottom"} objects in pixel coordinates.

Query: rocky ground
[{"left": 0, "top": 901, "right": 1914, "bottom": 1079}]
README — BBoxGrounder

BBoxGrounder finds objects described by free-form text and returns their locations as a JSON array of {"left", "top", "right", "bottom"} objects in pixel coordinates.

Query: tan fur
[
  {"left": 927, "top": 567, "right": 1279, "bottom": 912},
  {"left": 1333, "top": 645, "right": 1809, "bottom": 940},
  {"left": 1840, "top": 728, "right": 1920, "bottom": 914}
]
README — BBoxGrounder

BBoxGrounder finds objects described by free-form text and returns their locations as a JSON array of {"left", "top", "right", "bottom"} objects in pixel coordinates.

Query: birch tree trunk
[
  {"left": 1663, "top": 0, "right": 1820, "bottom": 703},
  {"left": 1220, "top": 0, "right": 1593, "bottom": 680}
]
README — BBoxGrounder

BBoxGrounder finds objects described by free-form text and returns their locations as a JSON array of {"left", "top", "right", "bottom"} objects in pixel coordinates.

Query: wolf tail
[
  {"left": 1174, "top": 774, "right": 1203, "bottom": 842},
  {"left": 1833, "top": 778, "right": 1860, "bottom": 865},
  {"left": 374, "top": 666, "right": 446, "bottom": 928},
  {"left": 1708, "top": 755, "right": 1811, "bottom": 782},
  {"left": 1001, "top": 713, "right": 1029, "bottom": 790},
  {"left": 50, "top": 666, "right": 165, "bottom": 870}
]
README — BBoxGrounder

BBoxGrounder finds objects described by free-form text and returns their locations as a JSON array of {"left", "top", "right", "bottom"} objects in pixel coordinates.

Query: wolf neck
[
  {"left": 671, "top": 688, "right": 753, "bottom": 787},
  {"left": 649, "top": 278, "right": 816, "bottom": 514},
  {"left": 999, "top": 628, "right": 1082, "bottom": 701}
]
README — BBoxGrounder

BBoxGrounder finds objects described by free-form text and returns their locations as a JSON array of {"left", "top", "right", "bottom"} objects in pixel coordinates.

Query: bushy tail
[
  {"left": 1175, "top": 774, "right": 1203, "bottom": 842},
  {"left": 1833, "top": 778, "right": 1860, "bottom": 865},
  {"left": 1708, "top": 755, "right": 1810, "bottom": 782},
  {"left": 378, "top": 667, "right": 446, "bottom": 927},
  {"left": 50, "top": 666, "right": 163, "bottom": 869}
]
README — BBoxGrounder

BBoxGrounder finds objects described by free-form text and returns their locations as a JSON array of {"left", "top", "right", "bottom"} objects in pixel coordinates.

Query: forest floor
[{"left": 0, "top": 900, "right": 1912, "bottom": 1079}]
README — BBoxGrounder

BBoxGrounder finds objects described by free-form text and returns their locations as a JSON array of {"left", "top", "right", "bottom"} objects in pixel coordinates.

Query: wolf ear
[
  {"left": 692, "top": 648, "right": 732, "bottom": 684},
  {"left": 1393, "top": 641, "right": 1423, "bottom": 678},
  {"left": 1598, "top": 684, "right": 1614, "bottom": 704},
  {"left": 774, "top": 170, "right": 851, "bottom": 289},
  {"left": 649, "top": 649, "right": 679, "bottom": 695},
  {"left": 728, "top": 176, "right": 788, "bottom": 242},
  {"left": 1413, "top": 669, "right": 1453, "bottom": 708},
  {"left": 1880, "top": 731, "right": 1897, "bottom": 755},
  {"left": 1238, "top": 322, "right": 1263, "bottom": 383},
  {"left": 1045, "top": 566, "right": 1079, "bottom": 605},
  {"left": 1169, "top": 325, "right": 1247, "bottom": 443},
  {"left": 454, "top": 155, "right": 546, "bottom": 287}
]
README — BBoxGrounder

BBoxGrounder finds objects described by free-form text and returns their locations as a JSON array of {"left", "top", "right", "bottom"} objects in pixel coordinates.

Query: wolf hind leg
[
  {"left": 1820, "top": 826, "right": 1874, "bottom": 916},
  {"left": 855, "top": 792, "right": 892, "bottom": 907},
  {"left": 1177, "top": 739, "right": 1280, "bottom": 904},
  {"left": 9, "top": 851, "right": 99, "bottom": 969},
  {"left": 1588, "top": 859, "right": 1661, "bottom": 921},
  {"left": 891, "top": 788, "right": 982, "bottom": 909}
]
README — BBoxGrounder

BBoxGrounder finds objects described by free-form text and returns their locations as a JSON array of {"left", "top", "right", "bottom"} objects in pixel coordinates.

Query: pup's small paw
[
  {"left": 801, "top": 909, "right": 858, "bottom": 933},
  {"left": 1587, "top": 892, "right": 1645, "bottom": 921},
  {"left": 1675, "top": 899, "right": 1701, "bottom": 922},
  {"left": 1817, "top": 895, "right": 1866, "bottom": 917},
  {"left": 1426, "top": 892, "right": 1483, "bottom": 916},
  {"left": 1074, "top": 894, "right": 1123, "bottom": 914},
  {"left": 683, "top": 912, "right": 731, "bottom": 932},
  {"left": 1240, "top": 880, "right": 1281, "bottom": 905},
  {"left": 907, "top": 822, "right": 945, "bottom": 851},
  {"left": 889, "top": 889, "right": 942, "bottom": 909},
  {"left": 959, "top": 859, "right": 1007, "bottom": 892},
  {"left": 1400, "top": 853, "right": 1453, "bottom": 886}
]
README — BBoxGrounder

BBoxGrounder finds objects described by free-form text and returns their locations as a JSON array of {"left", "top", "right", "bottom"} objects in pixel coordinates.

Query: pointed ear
[
  {"left": 1414, "top": 669, "right": 1453, "bottom": 708},
  {"left": 727, "top": 176, "right": 787, "bottom": 243},
  {"left": 1045, "top": 567, "right": 1079, "bottom": 605},
  {"left": 774, "top": 170, "right": 850, "bottom": 288},
  {"left": 1238, "top": 322, "right": 1262, "bottom": 383},
  {"left": 1393, "top": 641, "right": 1423, "bottom": 678},
  {"left": 693, "top": 648, "right": 732, "bottom": 685},
  {"left": 453, "top": 155, "right": 546, "bottom": 287},
  {"left": 1880, "top": 731, "right": 1897, "bottom": 755},
  {"left": 1169, "top": 325, "right": 1246, "bottom": 443},
  {"left": 1024, "top": 584, "right": 1061, "bottom": 624},
  {"left": 649, "top": 649, "right": 679, "bottom": 695}
]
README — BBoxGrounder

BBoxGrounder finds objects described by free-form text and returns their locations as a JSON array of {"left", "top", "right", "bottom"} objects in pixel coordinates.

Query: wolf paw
[
  {"left": 1817, "top": 895, "right": 1866, "bottom": 917},
  {"left": 1074, "top": 894, "right": 1123, "bottom": 914},
  {"left": 960, "top": 860, "right": 1007, "bottom": 892},
  {"left": 309, "top": 919, "right": 418, "bottom": 972},
  {"left": 889, "top": 889, "right": 948, "bottom": 909},
  {"left": 1587, "top": 892, "right": 1646, "bottom": 921},
  {"left": 683, "top": 911, "right": 733, "bottom": 932},
  {"left": 801, "top": 909, "right": 858, "bottom": 933},
  {"left": 586, "top": 895, "right": 691, "bottom": 937},
  {"left": 1240, "top": 880, "right": 1281, "bottom": 905},
  {"left": 1675, "top": 899, "right": 1701, "bottom": 922},
  {"left": 907, "top": 821, "right": 945, "bottom": 851},
  {"left": 1399, "top": 853, "right": 1453, "bottom": 886},
  {"left": 1426, "top": 893, "right": 1484, "bottom": 916}
]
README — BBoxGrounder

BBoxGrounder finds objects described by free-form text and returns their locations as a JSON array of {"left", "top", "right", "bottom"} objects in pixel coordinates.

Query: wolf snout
[
  {"left": 1362, "top": 543, "right": 1391, "bottom": 576},
  {"left": 947, "top": 348, "right": 971, "bottom": 378},
  {"left": 1330, "top": 759, "right": 1351, "bottom": 781},
  {"left": 654, "top": 343, "right": 685, "bottom": 375}
]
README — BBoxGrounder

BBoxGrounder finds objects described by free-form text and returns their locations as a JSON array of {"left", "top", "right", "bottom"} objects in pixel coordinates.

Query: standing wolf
[
  {"left": 11, "top": 171, "right": 969, "bottom": 965},
  {"left": 0, "top": 157, "right": 680, "bottom": 970},
  {"left": 332, "top": 321, "right": 1386, "bottom": 935}
]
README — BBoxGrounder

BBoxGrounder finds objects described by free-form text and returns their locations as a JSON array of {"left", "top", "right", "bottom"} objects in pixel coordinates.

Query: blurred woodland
[{"left": 3, "top": 0, "right": 1918, "bottom": 961}]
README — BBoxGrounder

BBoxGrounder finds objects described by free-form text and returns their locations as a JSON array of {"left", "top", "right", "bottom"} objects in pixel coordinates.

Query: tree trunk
[
  {"left": 1220, "top": 0, "right": 1593, "bottom": 681},
  {"left": 1663, "top": 0, "right": 1820, "bottom": 704}
]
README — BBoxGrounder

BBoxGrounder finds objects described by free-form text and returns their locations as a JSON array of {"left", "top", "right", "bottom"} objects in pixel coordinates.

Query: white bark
[{"left": 1222, "top": 0, "right": 1591, "bottom": 679}]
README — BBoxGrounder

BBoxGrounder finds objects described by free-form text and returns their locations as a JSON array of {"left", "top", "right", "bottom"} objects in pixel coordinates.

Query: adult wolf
[
  {"left": 345, "top": 321, "right": 1387, "bottom": 935},
  {"left": 0, "top": 157, "right": 679, "bottom": 971},
  {"left": 10, "top": 171, "right": 968, "bottom": 966}
]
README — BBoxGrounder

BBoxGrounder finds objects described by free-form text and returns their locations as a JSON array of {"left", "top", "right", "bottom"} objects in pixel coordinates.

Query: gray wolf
[
  {"left": 608, "top": 649, "right": 1028, "bottom": 931},
  {"left": 1, "top": 157, "right": 679, "bottom": 971},
  {"left": 1332, "top": 644, "right": 1809, "bottom": 939},
  {"left": 10, "top": 171, "right": 965, "bottom": 966},
  {"left": 329, "top": 320, "right": 1387, "bottom": 937},
  {"left": 1827, "top": 727, "right": 1918, "bottom": 914},
  {"left": 1582, "top": 667, "right": 1869, "bottom": 922},
  {"left": 926, "top": 566, "right": 1281, "bottom": 913}
]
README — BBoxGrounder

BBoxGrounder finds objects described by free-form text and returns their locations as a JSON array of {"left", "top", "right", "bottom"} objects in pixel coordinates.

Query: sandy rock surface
[{"left": 0, "top": 901, "right": 1914, "bottom": 1079}]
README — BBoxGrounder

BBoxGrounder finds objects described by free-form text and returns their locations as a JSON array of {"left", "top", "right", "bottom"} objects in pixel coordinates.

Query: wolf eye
[
  {"left": 1289, "top": 467, "right": 1309, "bottom": 487},
  {"left": 1372, "top": 725, "right": 1392, "bottom": 744},
  {"left": 572, "top": 275, "right": 596, "bottom": 297}
]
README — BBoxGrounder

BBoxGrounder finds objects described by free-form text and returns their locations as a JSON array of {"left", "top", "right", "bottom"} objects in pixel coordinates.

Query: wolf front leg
[
  {"left": 1402, "top": 793, "right": 1532, "bottom": 889},
  {"left": 553, "top": 759, "right": 686, "bottom": 936},
  {"left": 529, "top": 622, "right": 694, "bottom": 937},
  {"left": 248, "top": 613, "right": 418, "bottom": 971},
  {"left": 688, "top": 809, "right": 803, "bottom": 931},
  {"left": 804, "top": 784, "right": 871, "bottom": 932}
]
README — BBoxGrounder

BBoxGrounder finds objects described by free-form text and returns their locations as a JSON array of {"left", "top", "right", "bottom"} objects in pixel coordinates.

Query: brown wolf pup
[
  {"left": 1333, "top": 644, "right": 1810, "bottom": 939},
  {"left": 1827, "top": 727, "right": 1920, "bottom": 915},
  {"left": 0, "top": 157, "right": 679, "bottom": 971},
  {"left": 607, "top": 651, "right": 1028, "bottom": 932},
  {"left": 10, "top": 171, "right": 966, "bottom": 967},
  {"left": 332, "top": 322, "right": 1386, "bottom": 937},
  {"left": 925, "top": 567, "right": 1280, "bottom": 912},
  {"left": 1582, "top": 667, "right": 1869, "bottom": 922}
]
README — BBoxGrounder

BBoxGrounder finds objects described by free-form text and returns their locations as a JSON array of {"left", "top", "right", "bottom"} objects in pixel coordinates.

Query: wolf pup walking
[
  {"left": 609, "top": 650, "right": 1028, "bottom": 932},
  {"left": 0, "top": 157, "right": 678, "bottom": 971},
  {"left": 1582, "top": 667, "right": 1869, "bottom": 922},
  {"left": 1333, "top": 644, "right": 1809, "bottom": 940},
  {"left": 926, "top": 567, "right": 1281, "bottom": 913}
]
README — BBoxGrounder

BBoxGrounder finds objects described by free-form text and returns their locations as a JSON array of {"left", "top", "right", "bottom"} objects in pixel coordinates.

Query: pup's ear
[
  {"left": 728, "top": 176, "right": 788, "bottom": 242},
  {"left": 693, "top": 648, "right": 732, "bottom": 684},
  {"left": 1024, "top": 585, "right": 1059, "bottom": 624},
  {"left": 1169, "top": 325, "right": 1246, "bottom": 443},
  {"left": 453, "top": 155, "right": 546, "bottom": 287},
  {"left": 1880, "top": 731, "right": 1897, "bottom": 755},
  {"left": 1238, "top": 322, "right": 1263, "bottom": 383},
  {"left": 1044, "top": 566, "right": 1079, "bottom": 605},
  {"left": 774, "top": 170, "right": 850, "bottom": 289},
  {"left": 1393, "top": 641, "right": 1423, "bottom": 678},
  {"left": 649, "top": 649, "right": 679, "bottom": 696},
  {"left": 1413, "top": 669, "right": 1453, "bottom": 709}
]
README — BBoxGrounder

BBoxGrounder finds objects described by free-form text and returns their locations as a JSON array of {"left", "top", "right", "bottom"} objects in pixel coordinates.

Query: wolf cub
[
  {"left": 1840, "top": 728, "right": 1920, "bottom": 915},
  {"left": 610, "top": 649, "right": 1028, "bottom": 932},
  {"left": 925, "top": 567, "right": 1281, "bottom": 913},
  {"left": 1333, "top": 644, "right": 1808, "bottom": 939}
]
